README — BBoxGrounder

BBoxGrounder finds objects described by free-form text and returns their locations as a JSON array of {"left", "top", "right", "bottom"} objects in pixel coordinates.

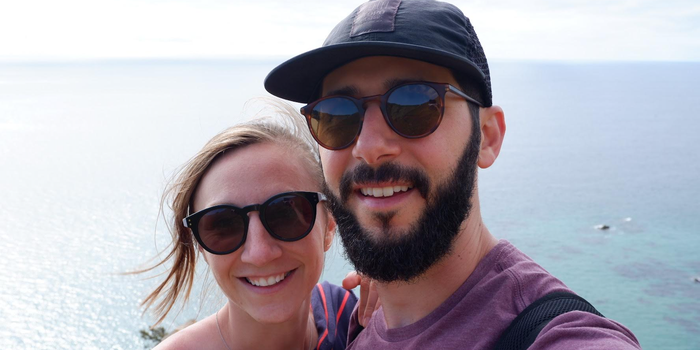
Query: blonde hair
[{"left": 140, "top": 102, "right": 322, "bottom": 325}]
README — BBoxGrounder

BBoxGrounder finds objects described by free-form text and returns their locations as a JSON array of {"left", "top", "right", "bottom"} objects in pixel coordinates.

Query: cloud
[
  {"left": 0, "top": 0, "right": 697, "bottom": 61},
  {"left": 465, "top": 0, "right": 700, "bottom": 61}
]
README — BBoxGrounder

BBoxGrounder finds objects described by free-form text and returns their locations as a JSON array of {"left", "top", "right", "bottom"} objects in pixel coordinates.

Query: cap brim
[{"left": 264, "top": 41, "right": 487, "bottom": 104}]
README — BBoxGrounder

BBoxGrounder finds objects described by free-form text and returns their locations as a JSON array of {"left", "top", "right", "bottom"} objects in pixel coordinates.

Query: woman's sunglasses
[
  {"left": 183, "top": 191, "right": 327, "bottom": 255},
  {"left": 300, "top": 81, "right": 483, "bottom": 150}
]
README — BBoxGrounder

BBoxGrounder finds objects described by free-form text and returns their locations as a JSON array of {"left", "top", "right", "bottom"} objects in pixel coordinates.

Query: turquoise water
[{"left": 0, "top": 60, "right": 697, "bottom": 349}]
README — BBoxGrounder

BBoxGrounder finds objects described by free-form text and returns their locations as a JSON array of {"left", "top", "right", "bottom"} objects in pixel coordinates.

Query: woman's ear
[
  {"left": 199, "top": 246, "right": 209, "bottom": 264},
  {"left": 477, "top": 105, "right": 506, "bottom": 169},
  {"left": 323, "top": 211, "right": 336, "bottom": 252}
]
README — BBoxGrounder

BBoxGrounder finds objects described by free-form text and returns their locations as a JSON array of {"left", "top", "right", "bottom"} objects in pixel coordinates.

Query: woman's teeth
[
  {"left": 246, "top": 272, "right": 289, "bottom": 287},
  {"left": 360, "top": 185, "right": 411, "bottom": 198}
]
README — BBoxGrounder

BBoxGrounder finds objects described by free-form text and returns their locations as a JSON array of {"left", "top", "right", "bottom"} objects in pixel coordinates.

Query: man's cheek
[{"left": 321, "top": 156, "right": 345, "bottom": 191}]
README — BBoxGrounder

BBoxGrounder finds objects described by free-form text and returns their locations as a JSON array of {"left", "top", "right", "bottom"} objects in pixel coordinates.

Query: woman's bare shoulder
[{"left": 152, "top": 315, "right": 218, "bottom": 350}]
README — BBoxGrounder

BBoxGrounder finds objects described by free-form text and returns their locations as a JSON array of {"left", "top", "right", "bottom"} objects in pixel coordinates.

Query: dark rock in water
[{"left": 595, "top": 224, "right": 611, "bottom": 230}]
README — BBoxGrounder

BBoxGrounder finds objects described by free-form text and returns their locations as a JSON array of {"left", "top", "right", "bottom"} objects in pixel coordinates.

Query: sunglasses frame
[
  {"left": 183, "top": 191, "right": 327, "bottom": 255},
  {"left": 300, "top": 81, "right": 483, "bottom": 150}
]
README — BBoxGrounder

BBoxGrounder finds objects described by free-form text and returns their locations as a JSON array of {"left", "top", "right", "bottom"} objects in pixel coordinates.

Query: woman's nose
[{"left": 239, "top": 213, "right": 283, "bottom": 266}]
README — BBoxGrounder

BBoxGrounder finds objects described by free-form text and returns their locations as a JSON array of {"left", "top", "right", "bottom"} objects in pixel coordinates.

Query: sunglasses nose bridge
[
  {"left": 359, "top": 94, "right": 383, "bottom": 112},
  {"left": 239, "top": 204, "right": 265, "bottom": 228},
  {"left": 358, "top": 94, "right": 390, "bottom": 131},
  {"left": 240, "top": 204, "right": 262, "bottom": 215}
]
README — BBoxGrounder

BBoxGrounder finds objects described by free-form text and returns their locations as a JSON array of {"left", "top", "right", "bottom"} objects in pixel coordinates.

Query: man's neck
[{"left": 376, "top": 216, "right": 498, "bottom": 329}]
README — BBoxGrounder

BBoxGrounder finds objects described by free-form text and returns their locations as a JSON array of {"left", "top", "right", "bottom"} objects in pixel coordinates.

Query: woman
[{"left": 141, "top": 104, "right": 358, "bottom": 350}]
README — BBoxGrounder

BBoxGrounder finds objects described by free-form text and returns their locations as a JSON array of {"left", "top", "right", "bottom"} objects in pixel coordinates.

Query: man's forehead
[
  {"left": 320, "top": 56, "right": 456, "bottom": 96},
  {"left": 323, "top": 77, "right": 425, "bottom": 97}
]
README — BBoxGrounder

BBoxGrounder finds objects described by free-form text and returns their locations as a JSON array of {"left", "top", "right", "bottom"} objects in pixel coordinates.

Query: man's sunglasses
[
  {"left": 183, "top": 191, "right": 327, "bottom": 255},
  {"left": 300, "top": 81, "right": 483, "bottom": 150}
]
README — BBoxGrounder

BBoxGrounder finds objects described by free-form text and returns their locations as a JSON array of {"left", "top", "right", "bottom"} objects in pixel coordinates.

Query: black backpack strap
[{"left": 493, "top": 291, "right": 604, "bottom": 350}]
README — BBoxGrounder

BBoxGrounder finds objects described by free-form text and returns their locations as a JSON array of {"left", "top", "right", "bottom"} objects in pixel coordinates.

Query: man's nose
[
  {"left": 239, "top": 213, "right": 283, "bottom": 266},
  {"left": 351, "top": 104, "right": 402, "bottom": 165}
]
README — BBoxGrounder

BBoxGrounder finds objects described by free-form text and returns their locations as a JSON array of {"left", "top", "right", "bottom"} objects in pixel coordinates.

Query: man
[{"left": 265, "top": 0, "right": 641, "bottom": 348}]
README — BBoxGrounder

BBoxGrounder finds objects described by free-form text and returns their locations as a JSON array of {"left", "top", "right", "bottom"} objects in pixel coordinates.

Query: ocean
[{"left": 0, "top": 59, "right": 697, "bottom": 349}]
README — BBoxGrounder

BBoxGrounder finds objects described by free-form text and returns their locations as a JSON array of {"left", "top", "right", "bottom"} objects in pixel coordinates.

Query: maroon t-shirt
[{"left": 347, "top": 240, "right": 640, "bottom": 349}]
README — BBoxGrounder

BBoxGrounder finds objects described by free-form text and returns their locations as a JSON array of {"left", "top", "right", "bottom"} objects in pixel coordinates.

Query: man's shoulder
[
  {"left": 529, "top": 311, "right": 641, "bottom": 349},
  {"left": 485, "top": 243, "right": 640, "bottom": 349},
  {"left": 469, "top": 240, "right": 571, "bottom": 310},
  {"left": 489, "top": 239, "right": 545, "bottom": 273}
]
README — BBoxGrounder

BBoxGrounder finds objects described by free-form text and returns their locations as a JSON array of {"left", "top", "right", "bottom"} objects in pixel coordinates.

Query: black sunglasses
[
  {"left": 300, "top": 81, "right": 483, "bottom": 150},
  {"left": 183, "top": 191, "right": 327, "bottom": 255}
]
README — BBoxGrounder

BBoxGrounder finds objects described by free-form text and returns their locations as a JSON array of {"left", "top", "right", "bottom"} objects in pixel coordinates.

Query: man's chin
[
  {"left": 361, "top": 212, "right": 419, "bottom": 240},
  {"left": 357, "top": 226, "right": 412, "bottom": 244}
]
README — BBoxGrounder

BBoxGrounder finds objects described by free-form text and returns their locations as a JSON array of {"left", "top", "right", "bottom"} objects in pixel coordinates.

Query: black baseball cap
[{"left": 264, "top": 0, "right": 492, "bottom": 107}]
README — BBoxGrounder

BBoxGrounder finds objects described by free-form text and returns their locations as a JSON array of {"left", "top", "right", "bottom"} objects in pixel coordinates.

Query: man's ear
[
  {"left": 323, "top": 211, "right": 336, "bottom": 252},
  {"left": 477, "top": 106, "right": 506, "bottom": 169}
]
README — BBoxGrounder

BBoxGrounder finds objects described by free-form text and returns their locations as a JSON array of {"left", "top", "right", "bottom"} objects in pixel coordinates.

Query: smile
[
  {"left": 245, "top": 270, "right": 292, "bottom": 287},
  {"left": 360, "top": 185, "right": 412, "bottom": 198}
]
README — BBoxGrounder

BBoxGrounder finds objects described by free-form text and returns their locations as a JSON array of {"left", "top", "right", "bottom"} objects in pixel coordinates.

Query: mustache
[{"left": 338, "top": 162, "right": 430, "bottom": 202}]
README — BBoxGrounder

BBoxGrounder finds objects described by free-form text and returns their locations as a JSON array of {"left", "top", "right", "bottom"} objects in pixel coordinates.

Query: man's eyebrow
[{"left": 324, "top": 85, "right": 360, "bottom": 97}]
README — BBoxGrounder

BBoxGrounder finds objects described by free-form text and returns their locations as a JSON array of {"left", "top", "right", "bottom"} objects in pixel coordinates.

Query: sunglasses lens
[
  {"left": 264, "top": 193, "right": 315, "bottom": 241},
  {"left": 386, "top": 84, "right": 442, "bottom": 137},
  {"left": 198, "top": 208, "right": 245, "bottom": 253},
  {"left": 310, "top": 97, "right": 362, "bottom": 149}
]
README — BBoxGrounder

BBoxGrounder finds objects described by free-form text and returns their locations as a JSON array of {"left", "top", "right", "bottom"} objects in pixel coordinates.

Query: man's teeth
[
  {"left": 360, "top": 185, "right": 411, "bottom": 198},
  {"left": 246, "top": 272, "right": 289, "bottom": 287}
]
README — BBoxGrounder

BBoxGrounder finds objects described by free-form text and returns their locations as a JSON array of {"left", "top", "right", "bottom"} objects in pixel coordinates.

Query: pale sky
[{"left": 1, "top": 0, "right": 698, "bottom": 62}]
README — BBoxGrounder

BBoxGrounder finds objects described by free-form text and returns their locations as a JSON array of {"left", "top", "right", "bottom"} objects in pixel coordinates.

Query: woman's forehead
[{"left": 193, "top": 142, "right": 321, "bottom": 210}]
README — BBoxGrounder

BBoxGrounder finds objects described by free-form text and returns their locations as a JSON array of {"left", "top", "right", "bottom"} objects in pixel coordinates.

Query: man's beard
[{"left": 323, "top": 124, "right": 481, "bottom": 283}]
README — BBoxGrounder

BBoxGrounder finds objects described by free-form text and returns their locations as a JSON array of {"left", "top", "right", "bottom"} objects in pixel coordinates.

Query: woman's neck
[{"left": 218, "top": 299, "right": 317, "bottom": 350}]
